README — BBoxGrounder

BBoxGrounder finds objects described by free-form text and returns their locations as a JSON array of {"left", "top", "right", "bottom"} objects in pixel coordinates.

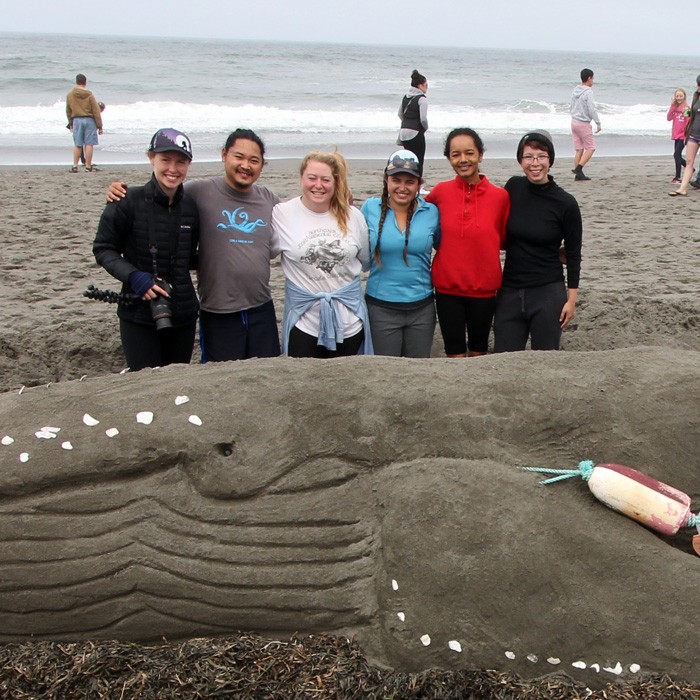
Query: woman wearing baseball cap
[
  {"left": 92, "top": 128, "right": 200, "bottom": 371},
  {"left": 361, "top": 149, "right": 439, "bottom": 356}
]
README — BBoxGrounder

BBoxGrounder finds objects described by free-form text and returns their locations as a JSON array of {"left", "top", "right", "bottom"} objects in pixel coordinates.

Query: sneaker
[
  {"left": 671, "top": 178, "right": 681, "bottom": 184},
  {"left": 574, "top": 171, "right": 591, "bottom": 181},
  {"left": 690, "top": 179, "right": 700, "bottom": 189}
]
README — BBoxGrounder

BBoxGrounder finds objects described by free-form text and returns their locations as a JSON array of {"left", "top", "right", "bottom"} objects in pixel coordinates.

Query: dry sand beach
[{"left": 2, "top": 155, "right": 700, "bottom": 699}]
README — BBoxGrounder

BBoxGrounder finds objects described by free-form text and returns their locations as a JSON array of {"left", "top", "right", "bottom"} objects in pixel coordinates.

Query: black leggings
[
  {"left": 287, "top": 326, "right": 364, "bottom": 358},
  {"left": 674, "top": 139, "right": 687, "bottom": 179},
  {"left": 435, "top": 292, "right": 496, "bottom": 355},
  {"left": 401, "top": 132, "right": 426, "bottom": 172},
  {"left": 119, "top": 318, "right": 196, "bottom": 371}
]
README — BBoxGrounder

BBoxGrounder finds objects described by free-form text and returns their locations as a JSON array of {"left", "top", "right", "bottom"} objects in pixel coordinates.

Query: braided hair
[{"left": 374, "top": 177, "right": 417, "bottom": 267}]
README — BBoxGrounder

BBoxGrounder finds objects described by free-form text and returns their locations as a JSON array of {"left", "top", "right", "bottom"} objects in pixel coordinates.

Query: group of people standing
[
  {"left": 93, "top": 68, "right": 582, "bottom": 372},
  {"left": 668, "top": 76, "right": 700, "bottom": 196}
]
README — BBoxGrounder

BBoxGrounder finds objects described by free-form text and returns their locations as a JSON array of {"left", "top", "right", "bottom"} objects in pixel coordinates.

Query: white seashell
[
  {"left": 35, "top": 430, "right": 57, "bottom": 439},
  {"left": 420, "top": 634, "right": 431, "bottom": 646},
  {"left": 41, "top": 427, "right": 60, "bottom": 433},
  {"left": 188, "top": 414, "right": 202, "bottom": 426},
  {"left": 105, "top": 428, "right": 119, "bottom": 438},
  {"left": 18, "top": 385, "right": 25, "bottom": 395},
  {"left": 119, "top": 368, "right": 128, "bottom": 375},
  {"left": 83, "top": 413, "right": 99, "bottom": 427},
  {"left": 391, "top": 579, "right": 399, "bottom": 591},
  {"left": 547, "top": 657, "right": 561, "bottom": 665},
  {"left": 175, "top": 395, "right": 190, "bottom": 405},
  {"left": 397, "top": 612, "right": 405, "bottom": 622},
  {"left": 448, "top": 640, "right": 462, "bottom": 653},
  {"left": 19, "top": 452, "right": 29, "bottom": 462},
  {"left": 79, "top": 375, "right": 87, "bottom": 381},
  {"left": 603, "top": 662, "right": 622, "bottom": 675},
  {"left": 526, "top": 654, "right": 538, "bottom": 663},
  {"left": 505, "top": 651, "right": 516, "bottom": 660},
  {"left": 572, "top": 661, "right": 587, "bottom": 670},
  {"left": 629, "top": 664, "right": 641, "bottom": 673},
  {"left": 590, "top": 663, "right": 600, "bottom": 672},
  {"left": 136, "top": 411, "right": 154, "bottom": 425},
  {"left": 61, "top": 441, "right": 73, "bottom": 450},
  {"left": 2, "top": 436, "right": 15, "bottom": 446}
]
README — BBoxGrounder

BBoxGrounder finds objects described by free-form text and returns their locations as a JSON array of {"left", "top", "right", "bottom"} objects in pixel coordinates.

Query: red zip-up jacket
[{"left": 426, "top": 175, "right": 510, "bottom": 297}]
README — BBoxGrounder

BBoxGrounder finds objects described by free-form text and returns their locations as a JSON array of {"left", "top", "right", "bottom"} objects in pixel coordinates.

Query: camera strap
[{"left": 144, "top": 179, "right": 181, "bottom": 280}]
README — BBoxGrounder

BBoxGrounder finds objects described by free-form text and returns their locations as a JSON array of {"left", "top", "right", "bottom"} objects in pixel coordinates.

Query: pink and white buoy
[{"left": 524, "top": 460, "right": 700, "bottom": 554}]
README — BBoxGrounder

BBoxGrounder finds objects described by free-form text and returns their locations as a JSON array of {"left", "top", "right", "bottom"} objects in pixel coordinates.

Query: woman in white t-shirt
[{"left": 272, "top": 151, "right": 372, "bottom": 357}]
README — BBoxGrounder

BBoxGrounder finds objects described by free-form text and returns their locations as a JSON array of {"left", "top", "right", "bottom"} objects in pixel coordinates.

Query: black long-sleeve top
[{"left": 502, "top": 175, "right": 582, "bottom": 289}]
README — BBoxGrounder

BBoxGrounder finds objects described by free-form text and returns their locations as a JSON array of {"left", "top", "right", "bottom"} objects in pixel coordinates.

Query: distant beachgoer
[
  {"left": 79, "top": 101, "right": 106, "bottom": 166},
  {"left": 66, "top": 73, "right": 103, "bottom": 172},
  {"left": 272, "top": 151, "right": 373, "bottom": 357},
  {"left": 570, "top": 68, "right": 601, "bottom": 181},
  {"left": 361, "top": 149, "right": 440, "bottom": 357},
  {"left": 398, "top": 70, "right": 428, "bottom": 172},
  {"left": 670, "top": 77, "right": 700, "bottom": 196},
  {"left": 93, "top": 129, "right": 199, "bottom": 371},
  {"left": 494, "top": 131, "right": 582, "bottom": 352},
  {"left": 667, "top": 89, "right": 690, "bottom": 183},
  {"left": 107, "top": 128, "right": 282, "bottom": 361},
  {"left": 425, "top": 128, "right": 510, "bottom": 357}
]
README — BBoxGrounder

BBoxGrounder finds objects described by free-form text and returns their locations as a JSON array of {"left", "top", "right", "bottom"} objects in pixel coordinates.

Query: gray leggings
[
  {"left": 493, "top": 282, "right": 568, "bottom": 352},
  {"left": 367, "top": 301, "right": 436, "bottom": 357}
]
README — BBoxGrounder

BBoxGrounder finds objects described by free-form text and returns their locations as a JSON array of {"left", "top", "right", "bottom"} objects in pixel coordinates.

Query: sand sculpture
[{"left": 1, "top": 348, "right": 699, "bottom": 687}]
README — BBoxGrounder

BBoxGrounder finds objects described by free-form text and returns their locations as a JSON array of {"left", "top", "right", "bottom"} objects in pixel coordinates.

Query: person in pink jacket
[{"left": 668, "top": 88, "right": 690, "bottom": 183}]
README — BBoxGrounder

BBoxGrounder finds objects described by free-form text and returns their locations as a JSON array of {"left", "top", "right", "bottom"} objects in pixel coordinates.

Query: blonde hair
[
  {"left": 675, "top": 87, "right": 688, "bottom": 101},
  {"left": 300, "top": 150, "right": 351, "bottom": 235}
]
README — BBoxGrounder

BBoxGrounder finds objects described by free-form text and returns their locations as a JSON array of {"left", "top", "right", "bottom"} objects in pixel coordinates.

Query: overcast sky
[{"left": 2, "top": 0, "right": 692, "bottom": 56}]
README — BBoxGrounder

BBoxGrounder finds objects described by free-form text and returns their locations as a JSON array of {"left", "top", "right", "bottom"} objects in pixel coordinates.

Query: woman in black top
[
  {"left": 93, "top": 129, "right": 199, "bottom": 371},
  {"left": 493, "top": 131, "right": 582, "bottom": 352},
  {"left": 398, "top": 69, "right": 428, "bottom": 171}
]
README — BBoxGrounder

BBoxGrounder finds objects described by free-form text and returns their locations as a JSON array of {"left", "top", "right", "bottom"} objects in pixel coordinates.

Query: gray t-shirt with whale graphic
[{"left": 185, "top": 176, "right": 280, "bottom": 314}]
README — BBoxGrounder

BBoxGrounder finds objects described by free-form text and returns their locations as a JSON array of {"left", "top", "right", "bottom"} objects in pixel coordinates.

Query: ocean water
[{"left": 1, "top": 32, "right": 699, "bottom": 165}]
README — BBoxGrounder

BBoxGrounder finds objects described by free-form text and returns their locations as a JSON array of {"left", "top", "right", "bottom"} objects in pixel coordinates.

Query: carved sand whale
[{"left": 1, "top": 347, "right": 699, "bottom": 687}]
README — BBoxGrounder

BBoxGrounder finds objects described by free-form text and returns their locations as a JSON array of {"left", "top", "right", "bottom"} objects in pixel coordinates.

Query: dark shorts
[
  {"left": 493, "top": 282, "right": 568, "bottom": 352},
  {"left": 199, "top": 299, "right": 280, "bottom": 362},
  {"left": 435, "top": 292, "right": 496, "bottom": 355}
]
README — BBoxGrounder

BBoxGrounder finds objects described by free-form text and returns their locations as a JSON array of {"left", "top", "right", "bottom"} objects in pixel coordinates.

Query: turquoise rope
[{"left": 521, "top": 460, "right": 595, "bottom": 485}]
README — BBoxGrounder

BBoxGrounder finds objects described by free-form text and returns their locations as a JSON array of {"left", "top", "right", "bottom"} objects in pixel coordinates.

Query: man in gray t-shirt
[{"left": 108, "top": 129, "right": 281, "bottom": 362}]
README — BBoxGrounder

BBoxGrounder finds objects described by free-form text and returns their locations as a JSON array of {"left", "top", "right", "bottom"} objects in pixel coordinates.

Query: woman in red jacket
[{"left": 426, "top": 128, "right": 510, "bottom": 356}]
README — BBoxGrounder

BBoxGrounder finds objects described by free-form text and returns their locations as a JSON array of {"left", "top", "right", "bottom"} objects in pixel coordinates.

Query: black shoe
[
  {"left": 575, "top": 171, "right": 591, "bottom": 181},
  {"left": 690, "top": 179, "right": 700, "bottom": 189}
]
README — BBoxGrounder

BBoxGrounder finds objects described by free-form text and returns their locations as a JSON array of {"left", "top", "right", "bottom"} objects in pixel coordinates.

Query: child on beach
[
  {"left": 93, "top": 128, "right": 199, "bottom": 371},
  {"left": 667, "top": 88, "right": 690, "bottom": 183}
]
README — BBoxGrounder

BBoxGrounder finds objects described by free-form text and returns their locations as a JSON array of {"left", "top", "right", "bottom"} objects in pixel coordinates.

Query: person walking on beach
[
  {"left": 361, "top": 149, "right": 440, "bottom": 357},
  {"left": 398, "top": 70, "right": 429, "bottom": 172},
  {"left": 66, "top": 73, "right": 103, "bottom": 173},
  {"left": 494, "top": 131, "right": 581, "bottom": 352},
  {"left": 670, "top": 77, "right": 700, "bottom": 197},
  {"left": 570, "top": 68, "right": 601, "bottom": 181},
  {"left": 668, "top": 88, "right": 690, "bottom": 183},
  {"left": 107, "top": 128, "right": 282, "bottom": 361},
  {"left": 93, "top": 129, "right": 199, "bottom": 371}
]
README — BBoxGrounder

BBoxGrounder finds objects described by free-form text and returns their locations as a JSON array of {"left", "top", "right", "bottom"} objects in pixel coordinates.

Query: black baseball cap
[{"left": 149, "top": 128, "right": 193, "bottom": 160}]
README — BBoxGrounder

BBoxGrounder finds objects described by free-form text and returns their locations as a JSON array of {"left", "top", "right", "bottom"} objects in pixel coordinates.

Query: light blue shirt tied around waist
[{"left": 282, "top": 277, "right": 374, "bottom": 355}]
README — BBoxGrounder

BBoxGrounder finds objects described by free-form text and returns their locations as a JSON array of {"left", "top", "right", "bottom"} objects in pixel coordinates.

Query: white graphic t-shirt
[{"left": 272, "top": 197, "right": 370, "bottom": 337}]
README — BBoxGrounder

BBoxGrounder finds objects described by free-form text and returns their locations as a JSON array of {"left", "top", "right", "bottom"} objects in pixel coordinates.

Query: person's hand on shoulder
[{"left": 107, "top": 181, "right": 128, "bottom": 202}]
